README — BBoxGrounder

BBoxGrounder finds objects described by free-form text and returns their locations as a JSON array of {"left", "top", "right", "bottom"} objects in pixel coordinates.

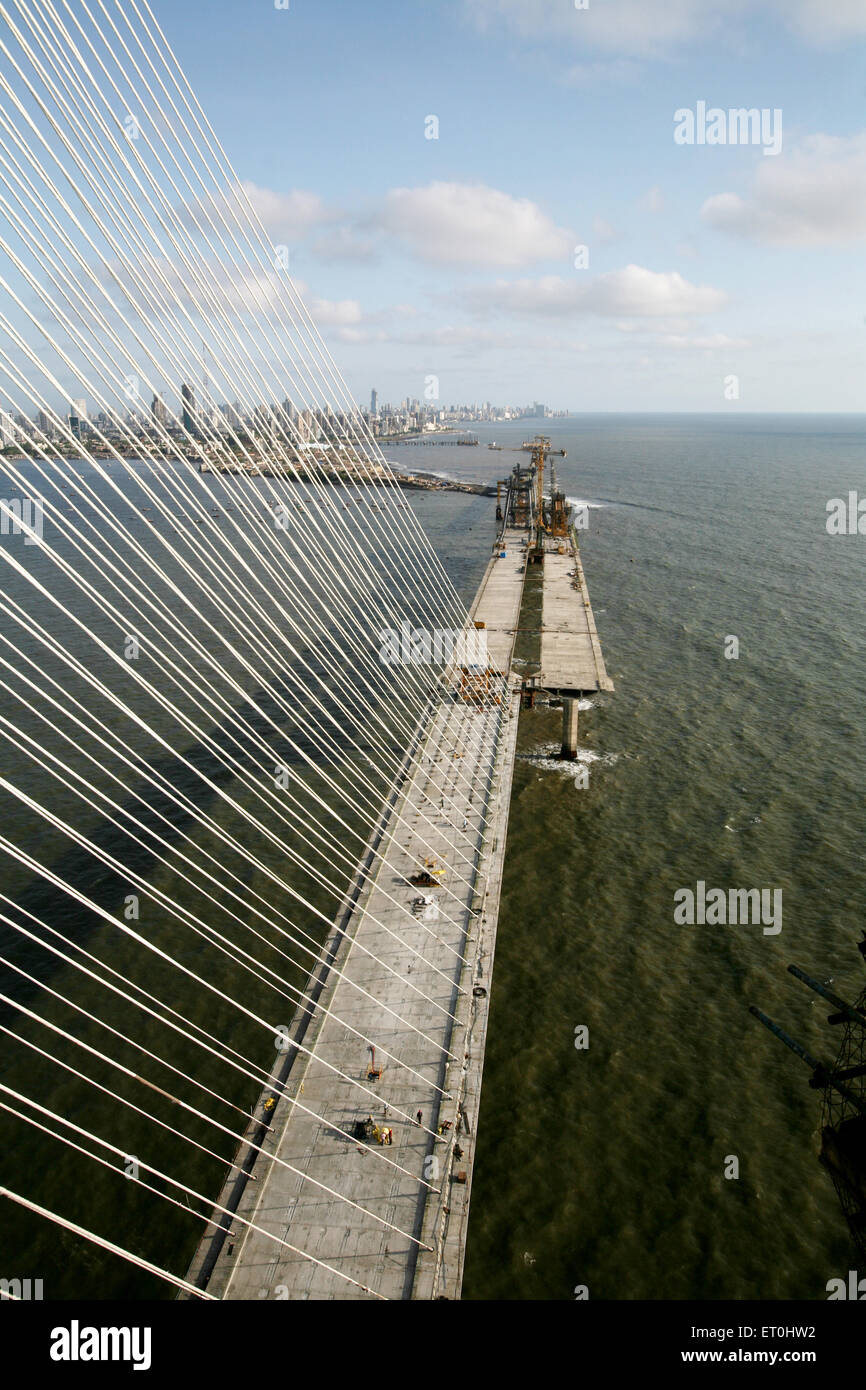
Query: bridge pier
[{"left": 560, "top": 697, "right": 579, "bottom": 759}]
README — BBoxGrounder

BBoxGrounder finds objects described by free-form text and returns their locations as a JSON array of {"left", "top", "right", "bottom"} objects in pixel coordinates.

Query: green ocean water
[
  {"left": 457, "top": 414, "right": 866, "bottom": 1300},
  {"left": 0, "top": 413, "right": 863, "bottom": 1300}
]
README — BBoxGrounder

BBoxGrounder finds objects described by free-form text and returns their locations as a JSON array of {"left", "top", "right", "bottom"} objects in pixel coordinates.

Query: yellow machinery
[{"left": 458, "top": 666, "right": 501, "bottom": 705}]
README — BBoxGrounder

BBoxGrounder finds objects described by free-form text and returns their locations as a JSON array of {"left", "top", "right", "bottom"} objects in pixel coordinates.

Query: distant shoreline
[{"left": 0, "top": 448, "right": 497, "bottom": 499}]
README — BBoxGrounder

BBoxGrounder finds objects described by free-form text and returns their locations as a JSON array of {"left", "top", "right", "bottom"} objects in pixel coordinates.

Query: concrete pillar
[{"left": 560, "top": 697, "right": 579, "bottom": 759}]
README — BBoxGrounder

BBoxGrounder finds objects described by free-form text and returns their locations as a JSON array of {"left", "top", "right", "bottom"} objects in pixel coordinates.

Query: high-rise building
[
  {"left": 370, "top": 388, "right": 378, "bottom": 416},
  {"left": 181, "top": 383, "right": 196, "bottom": 435},
  {"left": 151, "top": 393, "right": 167, "bottom": 427}
]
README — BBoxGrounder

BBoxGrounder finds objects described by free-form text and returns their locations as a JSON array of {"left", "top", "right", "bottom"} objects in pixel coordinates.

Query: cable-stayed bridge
[{"left": 0, "top": 0, "right": 610, "bottom": 1302}]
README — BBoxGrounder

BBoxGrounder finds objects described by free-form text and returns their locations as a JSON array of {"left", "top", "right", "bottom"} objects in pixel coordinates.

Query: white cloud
[
  {"left": 463, "top": 0, "right": 738, "bottom": 58},
  {"left": 330, "top": 318, "right": 590, "bottom": 353},
  {"left": 467, "top": 265, "right": 727, "bottom": 317},
  {"left": 782, "top": 0, "right": 866, "bottom": 43},
  {"left": 701, "top": 132, "right": 866, "bottom": 244},
  {"left": 378, "top": 182, "right": 573, "bottom": 267},
  {"left": 103, "top": 253, "right": 363, "bottom": 344},
  {"left": 103, "top": 251, "right": 286, "bottom": 319},
  {"left": 184, "top": 183, "right": 337, "bottom": 242},
  {"left": 307, "top": 295, "right": 363, "bottom": 327},
  {"left": 464, "top": 0, "right": 866, "bottom": 57},
  {"left": 241, "top": 184, "right": 336, "bottom": 237}
]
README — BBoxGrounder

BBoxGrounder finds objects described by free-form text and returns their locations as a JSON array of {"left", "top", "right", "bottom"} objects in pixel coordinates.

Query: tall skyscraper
[
  {"left": 181, "top": 383, "right": 196, "bottom": 435},
  {"left": 370, "top": 388, "right": 378, "bottom": 416},
  {"left": 151, "top": 393, "right": 167, "bottom": 427}
]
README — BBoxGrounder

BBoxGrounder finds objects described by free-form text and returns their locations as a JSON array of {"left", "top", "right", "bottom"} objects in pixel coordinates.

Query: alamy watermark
[
  {"left": 827, "top": 1270, "right": 866, "bottom": 1299},
  {"left": 50, "top": 1323, "right": 151, "bottom": 1371},
  {"left": 674, "top": 102, "right": 782, "bottom": 157},
  {"left": 378, "top": 622, "right": 488, "bottom": 667},
  {"left": 674, "top": 881, "right": 782, "bottom": 935},
  {"left": 0, "top": 497, "right": 43, "bottom": 544},
  {"left": 826, "top": 492, "right": 866, "bottom": 535},
  {"left": 0, "top": 1276, "right": 43, "bottom": 1299}
]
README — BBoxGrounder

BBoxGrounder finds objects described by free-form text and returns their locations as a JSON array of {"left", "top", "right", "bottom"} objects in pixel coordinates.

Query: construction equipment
[
  {"left": 459, "top": 665, "right": 501, "bottom": 705},
  {"left": 352, "top": 1114, "right": 392, "bottom": 1146},
  {"left": 751, "top": 936, "right": 866, "bottom": 1257}
]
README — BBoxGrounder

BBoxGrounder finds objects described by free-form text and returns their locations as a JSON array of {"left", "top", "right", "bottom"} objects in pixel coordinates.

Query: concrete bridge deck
[
  {"left": 469, "top": 526, "right": 527, "bottom": 670},
  {"left": 538, "top": 544, "right": 614, "bottom": 695},
  {"left": 188, "top": 669, "right": 521, "bottom": 1300},
  {"left": 186, "top": 509, "right": 610, "bottom": 1300}
]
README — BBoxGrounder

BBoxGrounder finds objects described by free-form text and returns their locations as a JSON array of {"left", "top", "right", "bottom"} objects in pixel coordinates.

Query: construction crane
[
  {"left": 525, "top": 434, "right": 571, "bottom": 553},
  {"left": 751, "top": 935, "right": 866, "bottom": 1257},
  {"left": 494, "top": 437, "right": 570, "bottom": 542},
  {"left": 532, "top": 434, "right": 550, "bottom": 537}
]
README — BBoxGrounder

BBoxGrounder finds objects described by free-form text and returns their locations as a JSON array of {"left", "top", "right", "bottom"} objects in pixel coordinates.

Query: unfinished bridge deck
[
  {"left": 538, "top": 544, "right": 614, "bottom": 695},
  {"left": 188, "top": 625, "right": 521, "bottom": 1300},
  {"left": 186, "top": 510, "right": 610, "bottom": 1300}
]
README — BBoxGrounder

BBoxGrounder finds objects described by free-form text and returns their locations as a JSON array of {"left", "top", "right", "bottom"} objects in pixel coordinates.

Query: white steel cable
[
  {"left": 0, "top": 900, "right": 445, "bottom": 1181},
  {"left": 0, "top": 73, "right": 508, "bottom": 822},
  {"left": 0, "top": 326, "right": 500, "bottom": 884},
  {"left": 0, "top": 640, "right": 467, "bottom": 1052},
  {"left": 0, "top": 1101, "right": 388, "bottom": 1299},
  {"left": 0, "top": 14, "right": 469, "bottom": 672},
  {"left": 0, "top": 963, "right": 443, "bottom": 1194},
  {"left": 0, "top": 0, "right": 515, "bottom": 1298},
  {"left": 0, "top": 547, "right": 472, "bottom": 999},
  {"left": 60, "top": 0, "right": 470, "bottom": 623},
  {"left": 0, "top": 1019, "right": 431, "bottom": 1246},
  {"left": 126, "top": 0, "right": 471, "bottom": 618},
  {"left": 0, "top": 1184, "right": 216, "bottom": 1299},
  {"left": 0, "top": 1117, "right": 385, "bottom": 1300},
  {"left": 0, "top": 954, "right": 258, "bottom": 1122},
  {"left": 0, "top": 711, "right": 464, "bottom": 1089},
  {"left": 0, "top": 792, "right": 455, "bottom": 1135}
]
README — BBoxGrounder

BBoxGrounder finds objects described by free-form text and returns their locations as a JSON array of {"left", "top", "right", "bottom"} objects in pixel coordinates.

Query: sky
[{"left": 21, "top": 0, "right": 866, "bottom": 413}]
